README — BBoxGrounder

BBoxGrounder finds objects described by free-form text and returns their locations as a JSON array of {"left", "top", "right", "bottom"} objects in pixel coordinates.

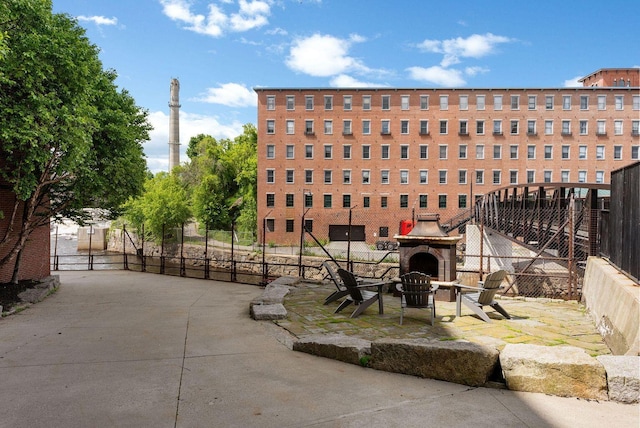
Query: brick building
[{"left": 255, "top": 68, "right": 640, "bottom": 246}]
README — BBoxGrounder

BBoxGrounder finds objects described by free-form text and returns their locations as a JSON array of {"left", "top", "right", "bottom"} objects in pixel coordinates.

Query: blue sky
[{"left": 51, "top": 0, "right": 640, "bottom": 173}]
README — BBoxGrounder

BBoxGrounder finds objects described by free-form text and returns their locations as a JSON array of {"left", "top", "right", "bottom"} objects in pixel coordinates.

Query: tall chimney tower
[{"left": 168, "top": 78, "right": 181, "bottom": 171}]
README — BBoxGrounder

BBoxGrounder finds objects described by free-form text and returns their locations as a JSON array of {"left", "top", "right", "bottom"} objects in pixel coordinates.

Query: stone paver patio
[{"left": 276, "top": 281, "right": 611, "bottom": 357}]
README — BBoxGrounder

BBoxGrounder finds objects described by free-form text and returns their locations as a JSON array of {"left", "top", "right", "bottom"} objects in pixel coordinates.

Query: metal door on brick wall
[{"left": 328, "top": 225, "right": 365, "bottom": 241}]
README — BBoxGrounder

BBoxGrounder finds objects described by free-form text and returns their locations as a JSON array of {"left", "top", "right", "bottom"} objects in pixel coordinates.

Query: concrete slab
[{"left": 0, "top": 271, "right": 637, "bottom": 428}]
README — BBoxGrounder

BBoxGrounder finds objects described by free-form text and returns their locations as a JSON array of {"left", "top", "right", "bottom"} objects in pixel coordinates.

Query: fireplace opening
[{"left": 408, "top": 253, "right": 439, "bottom": 279}]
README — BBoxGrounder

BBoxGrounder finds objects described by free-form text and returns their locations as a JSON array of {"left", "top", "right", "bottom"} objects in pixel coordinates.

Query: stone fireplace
[{"left": 394, "top": 214, "right": 462, "bottom": 301}]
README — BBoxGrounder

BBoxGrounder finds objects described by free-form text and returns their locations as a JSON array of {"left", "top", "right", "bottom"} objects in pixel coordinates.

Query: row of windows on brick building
[
  {"left": 266, "top": 143, "right": 640, "bottom": 161},
  {"left": 266, "top": 94, "right": 640, "bottom": 112},
  {"left": 266, "top": 193, "right": 464, "bottom": 212},
  {"left": 265, "top": 117, "right": 640, "bottom": 136},
  {"left": 265, "top": 169, "right": 608, "bottom": 188}
]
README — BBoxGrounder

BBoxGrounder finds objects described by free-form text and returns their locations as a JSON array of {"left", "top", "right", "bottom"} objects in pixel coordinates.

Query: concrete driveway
[{"left": 0, "top": 271, "right": 637, "bottom": 428}]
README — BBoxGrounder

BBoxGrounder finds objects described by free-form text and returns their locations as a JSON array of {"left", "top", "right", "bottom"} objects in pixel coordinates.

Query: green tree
[
  {"left": 123, "top": 173, "right": 191, "bottom": 239},
  {"left": 0, "top": 0, "right": 150, "bottom": 282}
]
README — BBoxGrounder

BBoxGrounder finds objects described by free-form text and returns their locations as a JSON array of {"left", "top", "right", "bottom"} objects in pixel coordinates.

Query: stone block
[
  {"left": 293, "top": 335, "right": 371, "bottom": 365},
  {"left": 270, "top": 276, "right": 299, "bottom": 286},
  {"left": 597, "top": 355, "right": 640, "bottom": 403},
  {"left": 251, "top": 304, "right": 287, "bottom": 320},
  {"left": 253, "top": 284, "right": 290, "bottom": 305},
  {"left": 500, "top": 344, "right": 607, "bottom": 400},
  {"left": 370, "top": 339, "right": 499, "bottom": 387}
]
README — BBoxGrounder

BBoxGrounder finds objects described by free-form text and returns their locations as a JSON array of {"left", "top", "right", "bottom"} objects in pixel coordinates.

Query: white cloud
[
  {"left": 465, "top": 66, "right": 489, "bottom": 76},
  {"left": 563, "top": 76, "right": 583, "bottom": 87},
  {"left": 329, "top": 74, "right": 386, "bottom": 88},
  {"left": 285, "top": 33, "right": 368, "bottom": 77},
  {"left": 266, "top": 27, "right": 287, "bottom": 36},
  {"left": 159, "top": 0, "right": 271, "bottom": 37},
  {"left": 146, "top": 110, "right": 245, "bottom": 172},
  {"left": 407, "top": 66, "right": 466, "bottom": 87},
  {"left": 77, "top": 15, "right": 118, "bottom": 26},
  {"left": 417, "top": 33, "right": 514, "bottom": 67},
  {"left": 192, "top": 83, "right": 257, "bottom": 107}
]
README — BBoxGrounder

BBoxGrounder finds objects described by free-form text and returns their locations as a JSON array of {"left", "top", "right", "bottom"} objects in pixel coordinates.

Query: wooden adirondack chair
[
  {"left": 397, "top": 271, "right": 438, "bottom": 326},
  {"left": 456, "top": 270, "right": 510, "bottom": 323},
  {"left": 334, "top": 269, "right": 386, "bottom": 318}
]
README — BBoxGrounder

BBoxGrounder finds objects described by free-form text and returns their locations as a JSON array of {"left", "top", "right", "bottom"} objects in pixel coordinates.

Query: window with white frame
[
  {"left": 459, "top": 144, "right": 467, "bottom": 159},
  {"left": 324, "top": 145, "right": 332, "bottom": 159},
  {"left": 510, "top": 120, "right": 519, "bottom": 135},
  {"left": 510, "top": 145, "right": 518, "bottom": 159},
  {"left": 266, "top": 119, "right": 275, "bottom": 134},
  {"left": 286, "top": 119, "right": 294, "bottom": 134},
  {"left": 420, "top": 95, "right": 429, "bottom": 110},
  {"left": 266, "top": 169, "right": 275, "bottom": 183},
  {"left": 440, "top": 120, "right": 448, "bottom": 134},
  {"left": 286, "top": 95, "right": 295, "bottom": 110},
  {"left": 459, "top": 120, "right": 468, "bottom": 135},
  {"left": 305, "top": 169, "right": 313, "bottom": 184},
  {"left": 343, "top": 95, "right": 352, "bottom": 110},
  {"left": 597, "top": 95, "right": 606, "bottom": 110},
  {"left": 381, "top": 95, "right": 390, "bottom": 110},
  {"left": 420, "top": 145, "right": 428, "bottom": 159},
  {"left": 528, "top": 95, "right": 537, "bottom": 110},
  {"left": 614, "top": 120, "right": 623, "bottom": 135},
  {"left": 324, "top": 120, "right": 333, "bottom": 134},
  {"left": 458, "top": 194, "right": 467, "bottom": 209},
  {"left": 493, "top": 145, "right": 502, "bottom": 159},
  {"left": 324, "top": 170, "right": 332, "bottom": 184},
  {"left": 362, "top": 95, "right": 371, "bottom": 110},
  {"left": 545, "top": 95, "right": 554, "bottom": 110},
  {"left": 527, "top": 170, "right": 535, "bottom": 183},
  {"left": 381, "top": 145, "right": 390, "bottom": 159},
  {"left": 561, "top": 120, "right": 571, "bottom": 135},
  {"left": 633, "top": 120, "right": 640, "bottom": 135},
  {"left": 615, "top": 95, "right": 623, "bottom": 110},
  {"left": 420, "top": 120, "right": 429, "bottom": 135},
  {"left": 579, "top": 120, "right": 588, "bottom": 135},
  {"left": 286, "top": 169, "right": 294, "bottom": 183},
  {"left": 305, "top": 119, "right": 314, "bottom": 134},
  {"left": 544, "top": 171, "right": 552, "bottom": 183},
  {"left": 493, "top": 170, "right": 501, "bottom": 184},
  {"left": 419, "top": 170, "right": 428, "bottom": 184},
  {"left": 400, "top": 145, "right": 409, "bottom": 159},
  {"left": 342, "top": 194, "right": 351, "bottom": 208},
  {"left": 400, "top": 194, "right": 409, "bottom": 208},
  {"left": 527, "top": 145, "right": 535, "bottom": 159},
  {"left": 266, "top": 95, "right": 275, "bottom": 110},
  {"left": 596, "top": 145, "right": 605, "bottom": 159},
  {"left": 562, "top": 95, "right": 571, "bottom": 110},
  {"left": 580, "top": 95, "right": 589, "bottom": 110},
  {"left": 381, "top": 170, "right": 389, "bottom": 184},
  {"left": 631, "top": 146, "right": 639, "bottom": 160},
  {"left": 305, "top": 145, "right": 313, "bottom": 159},
  {"left": 343, "top": 145, "right": 351, "bottom": 159},
  {"left": 544, "top": 145, "right": 552, "bottom": 159},
  {"left": 286, "top": 144, "right": 294, "bottom": 159},
  {"left": 545, "top": 120, "right": 553, "bottom": 135},
  {"left": 324, "top": 194, "right": 332, "bottom": 208},
  {"left": 381, "top": 120, "right": 390, "bottom": 134},
  {"left": 579, "top": 145, "right": 587, "bottom": 159},
  {"left": 343, "top": 120, "right": 352, "bottom": 135},
  {"left": 381, "top": 196, "right": 388, "bottom": 208},
  {"left": 493, "top": 120, "right": 502, "bottom": 135},
  {"left": 439, "top": 145, "right": 448, "bottom": 159},
  {"left": 511, "top": 95, "right": 519, "bottom": 110},
  {"left": 266, "top": 193, "right": 275, "bottom": 207},
  {"left": 305, "top": 95, "right": 314, "bottom": 110},
  {"left": 362, "top": 145, "right": 370, "bottom": 159},
  {"left": 266, "top": 145, "right": 275, "bottom": 159},
  {"left": 401, "top": 95, "right": 410, "bottom": 110},
  {"left": 438, "top": 195, "right": 447, "bottom": 209},
  {"left": 458, "top": 169, "right": 467, "bottom": 184},
  {"left": 477, "top": 95, "right": 486, "bottom": 110},
  {"left": 613, "top": 146, "right": 622, "bottom": 160},
  {"left": 475, "top": 170, "right": 484, "bottom": 184},
  {"left": 440, "top": 95, "right": 448, "bottom": 110},
  {"left": 362, "top": 170, "right": 370, "bottom": 184},
  {"left": 401, "top": 120, "right": 409, "bottom": 134},
  {"left": 460, "top": 95, "right": 469, "bottom": 110},
  {"left": 476, "top": 120, "right": 485, "bottom": 135},
  {"left": 561, "top": 145, "right": 569, "bottom": 159},
  {"left": 494, "top": 95, "right": 503, "bottom": 110},
  {"left": 510, "top": 170, "right": 518, "bottom": 184},
  {"left": 633, "top": 95, "right": 640, "bottom": 110},
  {"left": 439, "top": 170, "right": 447, "bottom": 184},
  {"left": 362, "top": 120, "right": 370, "bottom": 134},
  {"left": 597, "top": 120, "right": 606, "bottom": 135},
  {"left": 476, "top": 144, "right": 484, "bottom": 159},
  {"left": 561, "top": 171, "right": 570, "bottom": 183},
  {"left": 324, "top": 95, "right": 333, "bottom": 110},
  {"left": 595, "top": 171, "right": 604, "bottom": 183},
  {"left": 578, "top": 171, "right": 586, "bottom": 183},
  {"left": 527, "top": 120, "right": 536, "bottom": 135},
  {"left": 400, "top": 170, "right": 409, "bottom": 184},
  {"left": 419, "top": 194, "right": 427, "bottom": 208},
  {"left": 342, "top": 170, "right": 351, "bottom": 184}
]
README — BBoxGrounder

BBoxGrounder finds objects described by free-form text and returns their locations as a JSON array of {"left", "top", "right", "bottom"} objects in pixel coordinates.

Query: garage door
[{"left": 328, "top": 225, "right": 366, "bottom": 241}]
